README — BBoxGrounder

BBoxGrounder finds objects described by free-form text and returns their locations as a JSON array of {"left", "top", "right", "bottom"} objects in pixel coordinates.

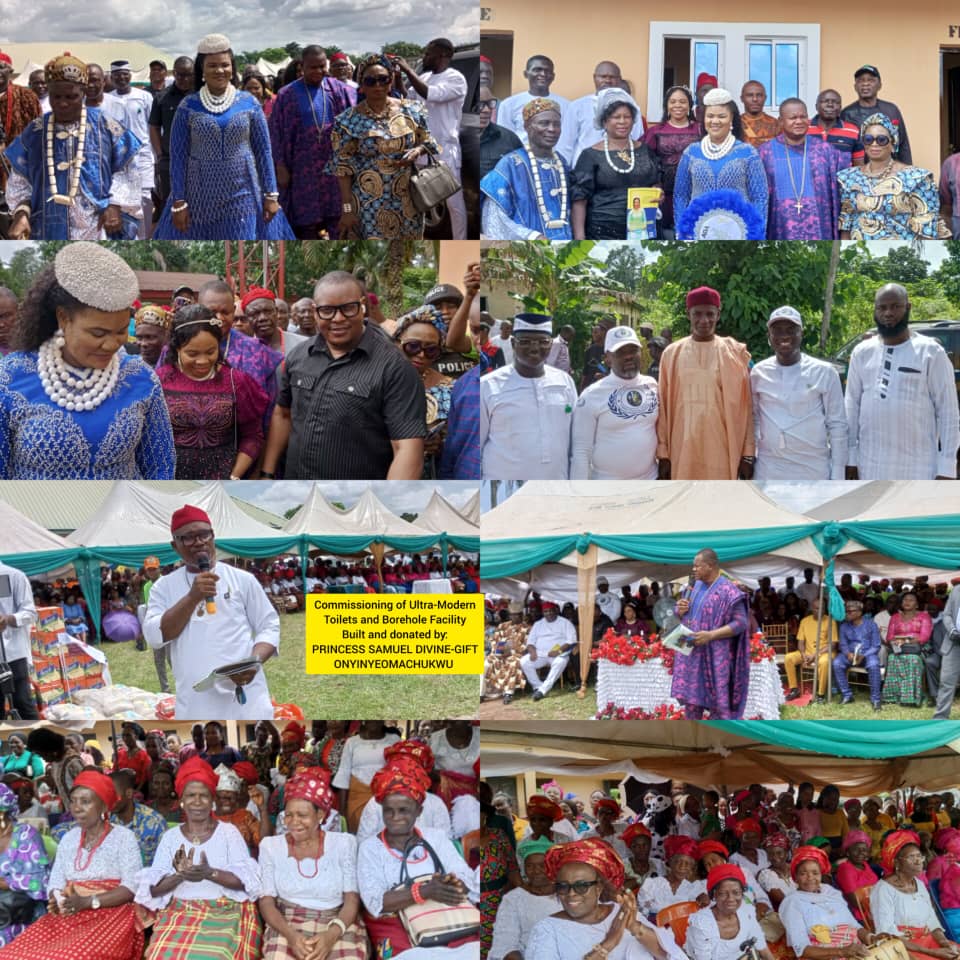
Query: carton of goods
[
  {"left": 35, "top": 607, "right": 65, "bottom": 634},
  {"left": 29, "top": 655, "right": 60, "bottom": 681}
]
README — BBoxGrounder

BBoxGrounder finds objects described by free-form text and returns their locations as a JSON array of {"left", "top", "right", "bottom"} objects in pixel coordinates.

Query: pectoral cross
[{"left": 794, "top": 199, "right": 803, "bottom": 214}]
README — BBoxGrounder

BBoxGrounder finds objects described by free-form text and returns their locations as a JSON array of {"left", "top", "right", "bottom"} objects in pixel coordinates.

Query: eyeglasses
[
  {"left": 362, "top": 75, "right": 391, "bottom": 87},
  {"left": 400, "top": 339, "right": 442, "bottom": 360},
  {"left": 862, "top": 134, "right": 891, "bottom": 146},
  {"left": 315, "top": 301, "right": 364, "bottom": 320},
  {"left": 175, "top": 530, "right": 214, "bottom": 546},
  {"left": 479, "top": 98, "right": 498, "bottom": 110},
  {"left": 554, "top": 880, "right": 600, "bottom": 895},
  {"left": 514, "top": 337, "right": 552, "bottom": 348}
]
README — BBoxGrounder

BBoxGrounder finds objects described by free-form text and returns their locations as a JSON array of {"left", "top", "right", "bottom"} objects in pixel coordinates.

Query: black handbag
[
  {"left": 409, "top": 154, "right": 461, "bottom": 214},
  {"left": 0, "top": 888, "right": 36, "bottom": 927}
]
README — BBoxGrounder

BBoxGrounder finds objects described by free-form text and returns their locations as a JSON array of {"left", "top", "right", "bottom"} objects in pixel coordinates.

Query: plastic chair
[
  {"left": 854, "top": 884, "right": 876, "bottom": 932},
  {"left": 656, "top": 900, "right": 699, "bottom": 948}
]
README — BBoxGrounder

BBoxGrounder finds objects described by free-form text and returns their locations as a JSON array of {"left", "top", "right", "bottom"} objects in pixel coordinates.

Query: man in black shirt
[
  {"left": 260, "top": 271, "right": 426, "bottom": 479},
  {"left": 840, "top": 65, "right": 911, "bottom": 164},
  {"left": 148, "top": 56, "right": 194, "bottom": 217},
  {"left": 480, "top": 83, "right": 522, "bottom": 181}
]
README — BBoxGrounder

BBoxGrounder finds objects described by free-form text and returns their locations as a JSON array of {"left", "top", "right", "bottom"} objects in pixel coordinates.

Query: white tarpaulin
[{"left": 417, "top": 491, "right": 479, "bottom": 538}]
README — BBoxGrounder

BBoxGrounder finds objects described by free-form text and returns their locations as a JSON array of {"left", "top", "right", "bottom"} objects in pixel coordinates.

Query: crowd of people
[
  {"left": 480, "top": 777, "right": 960, "bottom": 960},
  {"left": 0, "top": 245, "right": 483, "bottom": 479},
  {"left": 482, "top": 563, "right": 960, "bottom": 717},
  {"left": 478, "top": 284, "right": 959, "bottom": 481},
  {"left": 480, "top": 58, "right": 953, "bottom": 240},
  {"left": 0, "top": 36, "right": 472, "bottom": 239},
  {"left": 0, "top": 718, "right": 480, "bottom": 958}
]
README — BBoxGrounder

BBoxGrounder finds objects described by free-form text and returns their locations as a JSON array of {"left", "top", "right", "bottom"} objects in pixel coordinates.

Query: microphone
[
  {"left": 680, "top": 575, "right": 695, "bottom": 602},
  {"left": 196, "top": 554, "right": 217, "bottom": 615}
]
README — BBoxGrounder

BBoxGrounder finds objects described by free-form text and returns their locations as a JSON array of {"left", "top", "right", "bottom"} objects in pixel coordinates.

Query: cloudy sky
[
  {"left": 226, "top": 480, "right": 477, "bottom": 520},
  {"left": 0, "top": 0, "right": 479, "bottom": 57}
]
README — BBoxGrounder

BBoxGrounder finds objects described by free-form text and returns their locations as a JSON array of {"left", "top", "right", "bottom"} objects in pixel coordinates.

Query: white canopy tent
[
  {"left": 462, "top": 490, "right": 480, "bottom": 524},
  {"left": 281, "top": 484, "right": 361, "bottom": 538},
  {"left": 343, "top": 488, "right": 436, "bottom": 541},
  {"left": 416, "top": 491, "right": 479, "bottom": 539}
]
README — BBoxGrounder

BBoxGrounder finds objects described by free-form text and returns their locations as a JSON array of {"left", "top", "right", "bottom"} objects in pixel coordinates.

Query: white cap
[
  {"left": 767, "top": 305, "right": 803, "bottom": 328},
  {"left": 604, "top": 325, "right": 641, "bottom": 352},
  {"left": 596, "top": 575, "right": 609, "bottom": 586}
]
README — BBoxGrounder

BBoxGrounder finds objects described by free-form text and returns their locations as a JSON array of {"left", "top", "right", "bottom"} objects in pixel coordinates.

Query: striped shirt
[
  {"left": 808, "top": 116, "right": 865, "bottom": 162},
  {"left": 277, "top": 324, "right": 426, "bottom": 478}
]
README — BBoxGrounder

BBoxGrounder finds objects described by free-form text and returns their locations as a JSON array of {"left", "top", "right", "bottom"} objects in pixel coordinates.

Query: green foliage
[
  {"left": 284, "top": 42, "right": 302, "bottom": 59},
  {"left": 0, "top": 247, "right": 45, "bottom": 297},
  {"left": 381, "top": 41, "right": 424, "bottom": 60}
]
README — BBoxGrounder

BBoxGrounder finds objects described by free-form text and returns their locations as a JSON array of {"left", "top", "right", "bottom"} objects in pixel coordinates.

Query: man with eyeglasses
[
  {"left": 143, "top": 505, "right": 279, "bottom": 718},
  {"left": 240, "top": 286, "right": 306, "bottom": 358},
  {"left": 480, "top": 312, "right": 577, "bottom": 480},
  {"left": 480, "top": 83, "right": 522, "bottom": 182},
  {"left": 840, "top": 65, "right": 911, "bottom": 164},
  {"left": 808, "top": 89, "right": 864, "bottom": 164},
  {"left": 260, "top": 270, "right": 426, "bottom": 479}
]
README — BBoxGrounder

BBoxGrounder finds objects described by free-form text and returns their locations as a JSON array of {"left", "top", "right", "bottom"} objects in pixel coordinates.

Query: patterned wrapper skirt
[
  {"left": 144, "top": 897, "right": 260, "bottom": 960},
  {"left": 262, "top": 900, "right": 369, "bottom": 960},
  {"left": 883, "top": 653, "right": 925, "bottom": 706}
]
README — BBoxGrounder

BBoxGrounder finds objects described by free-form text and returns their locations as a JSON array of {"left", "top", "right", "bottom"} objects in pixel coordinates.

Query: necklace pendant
[
  {"left": 794, "top": 200, "right": 803, "bottom": 213},
  {"left": 52, "top": 194, "right": 74, "bottom": 206}
]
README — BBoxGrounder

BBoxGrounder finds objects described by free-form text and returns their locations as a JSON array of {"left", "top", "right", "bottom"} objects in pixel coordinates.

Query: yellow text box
[{"left": 306, "top": 595, "right": 484, "bottom": 675}]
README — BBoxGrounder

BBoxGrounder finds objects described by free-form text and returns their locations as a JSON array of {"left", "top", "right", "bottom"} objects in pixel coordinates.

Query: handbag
[
  {"left": 409, "top": 154, "right": 461, "bottom": 214},
  {"left": 394, "top": 833, "right": 479, "bottom": 947}
]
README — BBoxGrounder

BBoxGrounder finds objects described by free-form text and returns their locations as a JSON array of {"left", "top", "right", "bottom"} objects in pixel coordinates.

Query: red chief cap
[
  {"left": 686, "top": 286, "right": 722, "bottom": 310},
  {"left": 696, "top": 72, "right": 718, "bottom": 89},
  {"left": 330, "top": 52, "right": 349, "bottom": 63},
  {"left": 171, "top": 505, "right": 212, "bottom": 534},
  {"left": 239, "top": 286, "right": 275, "bottom": 312}
]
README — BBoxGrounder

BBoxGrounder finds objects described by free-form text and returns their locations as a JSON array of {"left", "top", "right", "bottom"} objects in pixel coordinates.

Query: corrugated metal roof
[{"left": 0, "top": 481, "right": 285, "bottom": 534}]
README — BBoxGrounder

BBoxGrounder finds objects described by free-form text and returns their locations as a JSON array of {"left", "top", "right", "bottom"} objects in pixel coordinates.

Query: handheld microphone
[
  {"left": 196, "top": 554, "right": 217, "bottom": 615},
  {"left": 680, "top": 575, "right": 695, "bottom": 602}
]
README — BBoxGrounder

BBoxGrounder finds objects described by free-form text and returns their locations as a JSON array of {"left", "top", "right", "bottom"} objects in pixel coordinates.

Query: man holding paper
[
  {"left": 519, "top": 601, "right": 576, "bottom": 701},
  {"left": 143, "top": 505, "right": 279, "bottom": 718},
  {"left": 670, "top": 548, "right": 750, "bottom": 719},
  {"left": 833, "top": 598, "right": 882, "bottom": 710}
]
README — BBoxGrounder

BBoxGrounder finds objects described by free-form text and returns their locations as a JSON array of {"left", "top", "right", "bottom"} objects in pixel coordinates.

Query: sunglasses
[
  {"left": 862, "top": 134, "right": 891, "bottom": 146},
  {"left": 400, "top": 340, "right": 442, "bottom": 360},
  {"left": 479, "top": 98, "right": 498, "bottom": 111},
  {"left": 315, "top": 301, "right": 364, "bottom": 320},
  {"left": 362, "top": 75, "right": 391, "bottom": 87},
  {"left": 554, "top": 880, "right": 600, "bottom": 895}
]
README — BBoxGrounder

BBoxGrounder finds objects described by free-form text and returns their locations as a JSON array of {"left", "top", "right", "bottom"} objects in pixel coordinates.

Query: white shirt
[
  {"left": 38, "top": 95, "right": 50, "bottom": 114},
  {"left": 597, "top": 590, "right": 622, "bottom": 623},
  {"left": 431, "top": 726, "right": 480, "bottom": 776},
  {"left": 845, "top": 332, "right": 960, "bottom": 478},
  {"left": 526, "top": 616, "right": 577, "bottom": 658},
  {"left": 331, "top": 733, "right": 401, "bottom": 788},
  {"left": 0, "top": 561, "right": 37, "bottom": 662},
  {"left": 102, "top": 88, "right": 156, "bottom": 187},
  {"left": 489, "top": 335, "right": 514, "bottom": 365},
  {"left": 557, "top": 92, "right": 644, "bottom": 166},
  {"left": 546, "top": 335, "right": 572, "bottom": 373},
  {"left": 259, "top": 831, "right": 358, "bottom": 910},
  {"left": 686, "top": 903, "right": 768, "bottom": 960},
  {"left": 497, "top": 91, "right": 570, "bottom": 143},
  {"left": 143, "top": 562, "right": 279, "bottom": 719},
  {"left": 356, "top": 790, "right": 453, "bottom": 844},
  {"left": 481, "top": 364, "right": 577, "bottom": 479},
  {"left": 490, "top": 886, "right": 559, "bottom": 960},
  {"left": 410, "top": 67, "right": 467, "bottom": 166},
  {"left": 571, "top": 372, "right": 659, "bottom": 479},
  {"left": 796, "top": 581, "right": 821, "bottom": 606},
  {"left": 730, "top": 849, "right": 770, "bottom": 882},
  {"left": 637, "top": 875, "right": 707, "bottom": 916},
  {"left": 751, "top": 354, "right": 848, "bottom": 480}
]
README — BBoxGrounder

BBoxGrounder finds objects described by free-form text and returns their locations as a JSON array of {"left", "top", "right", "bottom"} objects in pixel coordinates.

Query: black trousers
[{"left": 0, "top": 657, "right": 38, "bottom": 720}]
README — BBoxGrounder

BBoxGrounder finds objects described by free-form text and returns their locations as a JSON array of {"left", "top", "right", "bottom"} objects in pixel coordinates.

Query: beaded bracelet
[
  {"left": 264, "top": 192, "right": 280, "bottom": 200},
  {"left": 411, "top": 880, "right": 426, "bottom": 904},
  {"left": 171, "top": 201, "right": 189, "bottom": 213},
  {"left": 326, "top": 918, "right": 347, "bottom": 935}
]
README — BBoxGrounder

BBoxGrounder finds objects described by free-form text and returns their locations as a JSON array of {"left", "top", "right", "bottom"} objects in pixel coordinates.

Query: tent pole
[
  {"left": 577, "top": 545, "right": 598, "bottom": 699},
  {"left": 814, "top": 562, "right": 826, "bottom": 703}
]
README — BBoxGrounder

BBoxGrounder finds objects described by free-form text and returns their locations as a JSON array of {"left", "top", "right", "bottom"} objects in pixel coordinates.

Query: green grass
[{"left": 103, "top": 612, "right": 479, "bottom": 718}]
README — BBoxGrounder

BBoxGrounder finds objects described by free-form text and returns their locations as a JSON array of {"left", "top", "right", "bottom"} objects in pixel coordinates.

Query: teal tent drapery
[{"left": 705, "top": 720, "right": 960, "bottom": 758}]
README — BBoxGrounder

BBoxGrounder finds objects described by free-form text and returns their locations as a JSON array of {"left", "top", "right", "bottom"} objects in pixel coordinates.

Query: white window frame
[{"left": 648, "top": 22, "right": 820, "bottom": 120}]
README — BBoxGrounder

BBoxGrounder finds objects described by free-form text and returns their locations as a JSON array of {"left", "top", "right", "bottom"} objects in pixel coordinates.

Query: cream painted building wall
[{"left": 482, "top": 1, "right": 960, "bottom": 175}]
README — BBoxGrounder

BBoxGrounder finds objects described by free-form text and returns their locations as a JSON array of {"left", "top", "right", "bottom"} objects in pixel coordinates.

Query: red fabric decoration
[
  {"left": 790, "top": 844, "right": 831, "bottom": 880},
  {"left": 544, "top": 837, "right": 625, "bottom": 888},
  {"left": 175, "top": 756, "right": 218, "bottom": 797},
  {"left": 371, "top": 758, "right": 430, "bottom": 804},
  {"left": 285, "top": 767, "right": 335, "bottom": 812},
  {"left": 71, "top": 770, "right": 118, "bottom": 810},
  {"left": 685, "top": 286, "right": 722, "bottom": 310},
  {"left": 734, "top": 817, "right": 762, "bottom": 837},
  {"left": 695, "top": 73, "right": 718, "bottom": 89},
  {"left": 170, "top": 504, "right": 212, "bottom": 534},
  {"left": 707, "top": 863, "right": 747, "bottom": 893},
  {"left": 0, "top": 52, "right": 12, "bottom": 66},
  {"left": 384, "top": 739, "right": 435, "bottom": 772},
  {"left": 232, "top": 761, "right": 259, "bottom": 785},
  {"left": 239, "top": 286, "right": 275, "bottom": 312},
  {"left": 664, "top": 835, "right": 700, "bottom": 861}
]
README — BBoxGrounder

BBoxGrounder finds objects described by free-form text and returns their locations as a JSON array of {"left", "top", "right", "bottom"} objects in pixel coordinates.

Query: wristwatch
[
  {"left": 91, "top": 895, "right": 101, "bottom": 910},
  {"left": 342, "top": 202, "right": 354, "bottom": 213}
]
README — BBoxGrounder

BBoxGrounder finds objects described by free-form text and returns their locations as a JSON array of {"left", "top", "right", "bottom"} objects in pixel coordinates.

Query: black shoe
[
  {"left": 532, "top": 690, "right": 544, "bottom": 701},
  {"left": 926, "top": 698, "right": 936, "bottom": 708},
  {"left": 873, "top": 702, "right": 882, "bottom": 712},
  {"left": 840, "top": 696, "right": 853, "bottom": 705},
  {"left": 502, "top": 693, "right": 513, "bottom": 705},
  {"left": 814, "top": 695, "right": 825, "bottom": 704},
  {"left": 785, "top": 688, "right": 801, "bottom": 701}
]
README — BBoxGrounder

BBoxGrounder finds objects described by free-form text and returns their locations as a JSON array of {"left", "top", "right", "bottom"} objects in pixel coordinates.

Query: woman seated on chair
[
  {"left": 489, "top": 837, "right": 558, "bottom": 960},
  {"left": 623, "top": 822, "right": 665, "bottom": 889},
  {"left": 756, "top": 833, "right": 798, "bottom": 909},
  {"left": 834, "top": 831, "right": 877, "bottom": 923},
  {"left": 638, "top": 835, "right": 705, "bottom": 917},
  {"left": 687, "top": 864, "right": 777, "bottom": 960},
  {"left": 525, "top": 838, "right": 687, "bottom": 960},
  {"left": 936, "top": 834, "right": 960, "bottom": 942},
  {"left": 779, "top": 845, "right": 879, "bottom": 960},
  {"left": 871, "top": 830, "right": 960, "bottom": 960}
]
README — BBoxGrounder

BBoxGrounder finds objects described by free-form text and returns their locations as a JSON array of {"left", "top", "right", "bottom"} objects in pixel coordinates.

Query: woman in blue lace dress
[
  {"left": 0, "top": 243, "right": 175, "bottom": 479},
  {"left": 327, "top": 54, "right": 439, "bottom": 239},
  {"left": 673, "top": 88, "right": 768, "bottom": 239},
  {"left": 154, "top": 34, "right": 294, "bottom": 240}
]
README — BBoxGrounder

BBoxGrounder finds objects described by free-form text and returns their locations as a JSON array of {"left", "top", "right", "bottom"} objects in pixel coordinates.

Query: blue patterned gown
[
  {"left": 326, "top": 99, "right": 439, "bottom": 238},
  {"left": 4, "top": 108, "right": 142, "bottom": 239},
  {"left": 0, "top": 351, "right": 175, "bottom": 478},
  {"left": 154, "top": 91, "right": 295, "bottom": 239},
  {"left": 837, "top": 165, "right": 951, "bottom": 239},
  {"left": 673, "top": 140, "right": 769, "bottom": 239}
]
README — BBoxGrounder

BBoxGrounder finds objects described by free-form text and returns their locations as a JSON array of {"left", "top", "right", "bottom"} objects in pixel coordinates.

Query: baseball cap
[
  {"left": 767, "top": 306, "right": 803, "bottom": 328},
  {"left": 854, "top": 65, "right": 880, "bottom": 79},
  {"left": 604, "top": 325, "right": 642, "bottom": 352}
]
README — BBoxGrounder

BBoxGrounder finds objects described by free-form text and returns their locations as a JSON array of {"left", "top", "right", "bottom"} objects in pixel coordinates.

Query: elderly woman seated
[
  {"left": 212, "top": 764, "right": 269, "bottom": 857},
  {"left": 136, "top": 757, "right": 262, "bottom": 960},
  {"left": 490, "top": 836, "right": 558, "bottom": 960},
  {"left": 638, "top": 835, "right": 706, "bottom": 917},
  {"left": 871, "top": 830, "right": 960, "bottom": 960},
  {"left": 526, "top": 837, "right": 688, "bottom": 960},
  {"left": 258, "top": 767, "right": 369, "bottom": 960},
  {"left": 0, "top": 770, "right": 144, "bottom": 960},
  {"left": 0, "top": 783, "right": 49, "bottom": 949},
  {"left": 687, "top": 864, "right": 777, "bottom": 960},
  {"left": 779, "top": 845, "right": 879, "bottom": 960}
]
